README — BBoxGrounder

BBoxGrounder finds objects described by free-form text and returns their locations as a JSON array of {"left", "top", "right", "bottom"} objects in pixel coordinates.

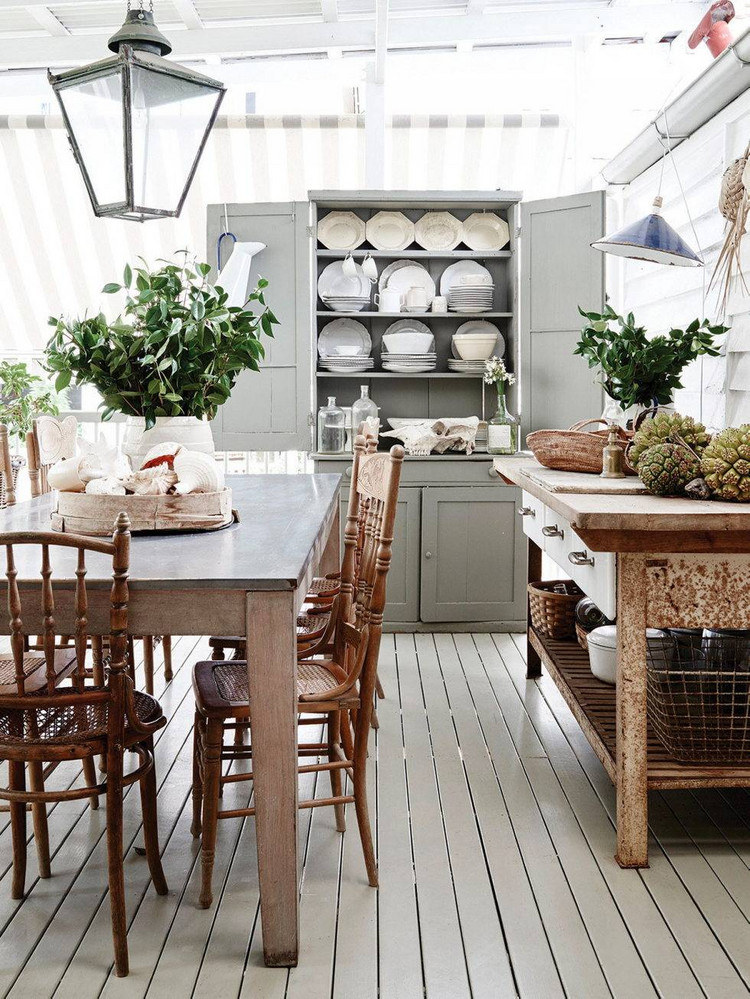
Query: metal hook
[{"left": 217, "top": 231, "right": 237, "bottom": 273}]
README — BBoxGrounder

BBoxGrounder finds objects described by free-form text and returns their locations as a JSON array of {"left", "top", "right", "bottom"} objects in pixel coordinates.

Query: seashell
[
  {"left": 173, "top": 449, "right": 224, "bottom": 495},
  {"left": 85, "top": 476, "right": 126, "bottom": 496},
  {"left": 78, "top": 435, "right": 133, "bottom": 478},
  {"left": 141, "top": 441, "right": 184, "bottom": 470},
  {"left": 47, "top": 457, "right": 85, "bottom": 492},
  {"left": 123, "top": 463, "right": 178, "bottom": 496},
  {"left": 78, "top": 455, "right": 106, "bottom": 485}
]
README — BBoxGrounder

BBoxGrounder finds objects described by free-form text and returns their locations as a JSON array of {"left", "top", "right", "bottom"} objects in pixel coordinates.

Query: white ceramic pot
[
  {"left": 588, "top": 625, "right": 672, "bottom": 685},
  {"left": 122, "top": 416, "right": 215, "bottom": 471}
]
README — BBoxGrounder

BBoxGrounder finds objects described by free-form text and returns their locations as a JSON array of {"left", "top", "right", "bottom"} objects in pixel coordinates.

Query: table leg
[
  {"left": 245, "top": 590, "right": 299, "bottom": 967},
  {"left": 526, "top": 538, "right": 543, "bottom": 678},
  {"left": 615, "top": 554, "right": 649, "bottom": 868},
  {"left": 319, "top": 504, "right": 340, "bottom": 578}
]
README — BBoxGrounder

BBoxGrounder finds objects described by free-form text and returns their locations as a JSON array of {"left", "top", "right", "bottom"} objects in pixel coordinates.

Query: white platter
[
  {"left": 440, "top": 260, "right": 493, "bottom": 296},
  {"left": 318, "top": 260, "right": 370, "bottom": 301},
  {"left": 382, "top": 363, "right": 436, "bottom": 373},
  {"left": 380, "top": 260, "right": 436, "bottom": 304},
  {"left": 366, "top": 211, "right": 415, "bottom": 251},
  {"left": 317, "top": 211, "right": 366, "bottom": 251},
  {"left": 414, "top": 212, "right": 462, "bottom": 251},
  {"left": 461, "top": 212, "right": 510, "bottom": 251},
  {"left": 317, "top": 318, "right": 372, "bottom": 358},
  {"left": 383, "top": 318, "right": 433, "bottom": 338}
]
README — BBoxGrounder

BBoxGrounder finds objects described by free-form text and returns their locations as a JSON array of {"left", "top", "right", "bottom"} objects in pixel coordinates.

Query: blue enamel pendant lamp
[{"left": 592, "top": 195, "right": 703, "bottom": 267}]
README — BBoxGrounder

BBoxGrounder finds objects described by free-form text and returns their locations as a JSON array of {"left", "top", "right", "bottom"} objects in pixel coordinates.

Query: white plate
[
  {"left": 462, "top": 212, "right": 510, "bottom": 252},
  {"left": 382, "top": 363, "right": 436, "bottom": 373},
  {"left": 440, "top": 260, "right": 493, "bottom": 296},
  {"left": 383, "top": 318, "right": 433, "bottom": 338},
  {"left": 317, "top": 211, "right": 366, "bottom": 251},
  {"left": 318, "top": 261, "right": 370, "bottom": 301},
  {"left": 318, "top": 318, "right": 372, "bottom": 358},
  {"left": 414, "top": 212, "right": 462, "bottom": 251},
  {"left": 366, "top": 211, "right": 415, "bottom": 251},
  {"left": 381, "top": 261, "right": 436, "bottom": 304}
]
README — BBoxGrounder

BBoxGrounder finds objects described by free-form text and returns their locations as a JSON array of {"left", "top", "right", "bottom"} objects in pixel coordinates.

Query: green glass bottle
[{"left": 486, "top": 382, "right": 519, "bottom": 455}]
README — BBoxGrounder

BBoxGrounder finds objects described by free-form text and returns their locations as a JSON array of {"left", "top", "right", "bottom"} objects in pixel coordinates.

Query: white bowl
[
  {"left": 452, "top": 333, "right": 498, "bottom": 341},
  {"left": 452, "top": 337, "right": 495, "bottom": 361},
  {"left": 382, "top": 331, "right": 434, "bottom": 354}
]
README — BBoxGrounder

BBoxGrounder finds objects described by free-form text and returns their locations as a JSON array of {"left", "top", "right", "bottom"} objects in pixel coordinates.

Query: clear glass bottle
[
  {"left": 317, "top": 397, "right": 347, "bottom": 454},
  {"left": 486, "top": 382, "right": 520, "bottom": 455},
  {"left": 350, "top": 385, "right": 379, "bottom": 442}
]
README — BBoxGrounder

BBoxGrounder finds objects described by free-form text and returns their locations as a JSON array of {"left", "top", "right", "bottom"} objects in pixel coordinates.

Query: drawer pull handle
[
  {"left": 518, "top": 506, "right": 536, "bottom": 518},
  {"left": 569, "top": 550, "right": 595, "bottom": 567},
  {"left": 542, "top": 525, "right": 564, "bottom": 539}
]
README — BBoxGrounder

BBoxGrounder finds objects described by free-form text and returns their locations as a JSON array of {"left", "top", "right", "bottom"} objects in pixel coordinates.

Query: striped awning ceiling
[{"left": 0, "top": 112, "right": 571, "bottom": 353}]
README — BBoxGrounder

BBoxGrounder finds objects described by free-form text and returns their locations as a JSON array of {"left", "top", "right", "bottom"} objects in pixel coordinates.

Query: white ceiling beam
[
  {"left": 321, "top": 0, "right": 338, "bottom": 23},
  {"left": 26, "top": 5, "right": 68, "bottom": 36},
  {"left": 171, "top": 0, "right": 203, "bottom": 30},
  {"left": 0, "top": 3, "right": 705, "bottom": 68}
]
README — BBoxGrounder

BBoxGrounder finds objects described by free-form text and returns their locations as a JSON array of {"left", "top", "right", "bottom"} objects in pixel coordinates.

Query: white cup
[
  {"left": 432, "top": 296, "right": 447, "bottom": 313},
  {"left": 375, "top": 289, "right": 402, "bottom": 313},
  {"left": 405, "top": 286, "right": 428, "bottom": 311}
]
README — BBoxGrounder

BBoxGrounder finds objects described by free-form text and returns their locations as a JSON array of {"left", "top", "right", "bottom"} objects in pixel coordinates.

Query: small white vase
[{"left": 122, "top": 416, "right": 215, "bottom": 471}]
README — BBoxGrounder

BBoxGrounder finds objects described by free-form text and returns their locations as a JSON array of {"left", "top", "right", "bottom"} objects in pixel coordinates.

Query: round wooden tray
[{"left": 51, "top": 488, "right": 235, "bottom": 537}]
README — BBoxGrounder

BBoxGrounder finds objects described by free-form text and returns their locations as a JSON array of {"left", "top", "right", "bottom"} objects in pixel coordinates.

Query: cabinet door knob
[
  {"left": 518, "top": 506, "right": 535, "bottom": 517},
  {"left": 542, "top": 525, "right": 564, "bottom": 539},
  {"left": 488, "top": 466, "right": 500, "bottom": 478},
  {"left": 424, "top": 551, "right": 433, "bottom": 560},
  {"left": 569, "top": 550, "right": 595, "bottom": 567}
]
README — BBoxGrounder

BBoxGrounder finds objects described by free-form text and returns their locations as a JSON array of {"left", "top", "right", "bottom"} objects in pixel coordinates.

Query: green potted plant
[
  {"left": 0, "top": 359, "right": 61, "bottom": 453},
  {"left": 45, "top": 254, "right": 277, "bottom": 468},
  {"left": 575, "top": 305, "right": 726, "bottom": 424}
]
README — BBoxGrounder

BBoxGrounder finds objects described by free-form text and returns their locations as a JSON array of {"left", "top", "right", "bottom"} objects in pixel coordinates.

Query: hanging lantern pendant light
[
  {"left": 591, "top": 194, "right": 703, "bottom": 267},
  {"left": 48, "top": 0, "right": 226, "bottom": 222}
]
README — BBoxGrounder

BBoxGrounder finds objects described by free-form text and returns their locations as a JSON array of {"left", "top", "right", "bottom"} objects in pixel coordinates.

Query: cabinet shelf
[
  {"left": 316, "top": 371, "right": 484, "bottom": 378},
  {"left": 316, "top": 312, "right": 513, "bottom": 319},
  {"left": 316, "top": 249, "right": 512, "bottom": 259}
]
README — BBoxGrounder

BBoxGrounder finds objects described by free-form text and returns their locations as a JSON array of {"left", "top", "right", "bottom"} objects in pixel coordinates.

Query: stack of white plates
[
  {"left": 382, "top": 353, "right": 437, "bottom": 373},
  {"left": 448, "top": 359, "right": 487, "bottom": 373},
  {"left": 320, "top": 356, "right": 375, "bottom": 373},
  {"left": 321, "top": 295, "right": 370, "bottom": 313},
  {"left": 448, "top": 280, "right": 494, "bottom": 313}
]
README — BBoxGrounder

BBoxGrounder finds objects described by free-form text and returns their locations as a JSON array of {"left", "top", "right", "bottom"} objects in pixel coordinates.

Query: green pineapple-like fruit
[
  {"left": 638, "top": 443, "right": 701, "bottom": 496},
  {"left": 701, "top": 425, "right": 750, "bottom": 501},
  {"left": 629, "top": 412, "right": 710, "bottom": 469}
]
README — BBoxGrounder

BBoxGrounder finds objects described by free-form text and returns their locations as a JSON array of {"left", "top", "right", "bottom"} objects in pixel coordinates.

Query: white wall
[{"left": 614, "top": 87, "right": 750, "bottom": 432}]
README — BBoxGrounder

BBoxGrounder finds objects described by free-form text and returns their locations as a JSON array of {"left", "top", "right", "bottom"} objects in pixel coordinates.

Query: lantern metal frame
[{"left": 48, "top": 39, "right": 225, "bottom": 222}]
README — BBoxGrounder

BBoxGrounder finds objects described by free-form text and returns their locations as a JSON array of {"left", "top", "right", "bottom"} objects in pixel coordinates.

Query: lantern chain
[{"left": 126, "top": 0, "right": 155, "bottom": 12}]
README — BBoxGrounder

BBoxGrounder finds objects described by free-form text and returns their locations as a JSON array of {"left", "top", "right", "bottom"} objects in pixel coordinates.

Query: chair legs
[
  {"left": 162, "top": 636, "right": 173, "bottom": 682},
  {"left": 143, "top": 638, "right": 155, "bottom": 696},
  {"left": 9, "top": 761, "right": 27, "bottom": 900},
  {"left": 138, "top": 739, "right": 168, "bottom": 896},
  {"left": 198, "top": 718, "right": 223, "bottom": 909},
  {"left": 106, "top": 755, "right": 128, "bottom": 977},
  {"left": 191, "top": 712, "right": 204, "bottom": 838},
  {"left": 82, "top": 756, "right": 100, "bottom": 810},
  {"left": 28, "top": 762, "right": 51, "bottom": 879},
  {"left": 328, "top": 711, "right": 346, "bottom": 833}
]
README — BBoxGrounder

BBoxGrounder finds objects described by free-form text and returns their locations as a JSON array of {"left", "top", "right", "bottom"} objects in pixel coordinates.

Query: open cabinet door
[
  {"left": 520, "top": 191, "right": 605, "bottom": 437},
  {"left": 206, "top": 202, "right": 312, "bottom": 452}
]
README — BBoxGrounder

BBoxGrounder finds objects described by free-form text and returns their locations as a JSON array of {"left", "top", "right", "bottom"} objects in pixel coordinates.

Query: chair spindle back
[
  {"left": 0, "top": 425, "right": 15, "bottom": 509},
  {"left": 27, "top": 415, "right": 78, "bottom": 498}
]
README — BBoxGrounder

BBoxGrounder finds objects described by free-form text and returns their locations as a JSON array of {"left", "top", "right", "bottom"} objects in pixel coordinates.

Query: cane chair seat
[
  {"left": 208, "top": 611, "right": 332, "bottom": 660},
  {"left": 306, "top": 576, "right": 340, "bottom": 602},
  {"left": 0, "top": 690, "right": 164, "bottom": 747},
  {"left": 0, "top": 649, "right": 78, "bottom": 695},
  {"left": 193, "top": 658, "right": 351, "bottom": 718}
]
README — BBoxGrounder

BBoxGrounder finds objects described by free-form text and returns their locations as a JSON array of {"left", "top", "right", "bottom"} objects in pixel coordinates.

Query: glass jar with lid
[
  {"left": 350, "top": 385, "right": 379, "bottom": 443},
  {"left": 317, "top": 397, "right": 347, "bottom": 454}
]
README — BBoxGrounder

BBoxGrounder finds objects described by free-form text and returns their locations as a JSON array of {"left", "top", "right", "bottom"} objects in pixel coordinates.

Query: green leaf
[{"left": 102, "top": 283, "right": 121, "bottom": 294}]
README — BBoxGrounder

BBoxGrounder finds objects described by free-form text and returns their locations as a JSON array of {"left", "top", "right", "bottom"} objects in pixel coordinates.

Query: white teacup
[
  {"left": 432, "top": 296, "right": 448, "bottom": 313},
  {"left": 375, "top": 289, "right": 402, "bottom": 313}
]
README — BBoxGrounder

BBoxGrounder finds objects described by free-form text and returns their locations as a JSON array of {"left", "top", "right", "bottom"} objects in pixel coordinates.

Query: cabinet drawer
[
  {"left": 565, "top": 529, "right": 616, "bottom": 620},
  {"left": 541, "top": 506, "right": 569, "bottom": 571},
  {"left": 518, "top": 490, "right": 545, "bottom": 550}
]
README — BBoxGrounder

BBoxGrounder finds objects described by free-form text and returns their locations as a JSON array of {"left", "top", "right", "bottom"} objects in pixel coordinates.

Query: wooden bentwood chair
[
  {"left": 28, "top": 416, "right": 173, "bottom": 694},
  {"left": 191, "top": 439, "right": 405, "bottom": 907},
  {"left": 0, "top": 513, "right": 168, "bottom": 977}
]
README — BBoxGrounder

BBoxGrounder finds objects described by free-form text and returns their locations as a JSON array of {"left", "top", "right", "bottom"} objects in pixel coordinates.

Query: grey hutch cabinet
[{"left": 207, "top": 190, "right": 604, "bottom": 630}]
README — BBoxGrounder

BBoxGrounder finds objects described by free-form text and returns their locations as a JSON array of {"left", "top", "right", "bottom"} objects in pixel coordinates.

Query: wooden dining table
[{"left": 0, "top": 473, "right": 342, "bottom": 967}]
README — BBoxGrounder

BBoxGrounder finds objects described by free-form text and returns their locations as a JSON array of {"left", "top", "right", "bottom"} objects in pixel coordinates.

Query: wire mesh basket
[{"left": 646, "top": 630, "right": 750, "bottom": 764}]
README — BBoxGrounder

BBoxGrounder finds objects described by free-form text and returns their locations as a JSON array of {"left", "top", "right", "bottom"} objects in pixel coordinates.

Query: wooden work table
[{"left": 494, "top": 454, "right": 750, "bottom": 869}]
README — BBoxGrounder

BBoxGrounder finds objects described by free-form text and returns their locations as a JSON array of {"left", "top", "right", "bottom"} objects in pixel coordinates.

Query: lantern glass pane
[
  {"left": 129, "top": 65, "right": 220, "bottom": 213},
  {"left": 57, "top": 70, "right": 125, "bottom": 207}
]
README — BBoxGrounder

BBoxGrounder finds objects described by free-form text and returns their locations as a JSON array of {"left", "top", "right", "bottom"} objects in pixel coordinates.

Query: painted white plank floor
[{"left": 2, "top": 633, "right": 750, "bottom": 998}]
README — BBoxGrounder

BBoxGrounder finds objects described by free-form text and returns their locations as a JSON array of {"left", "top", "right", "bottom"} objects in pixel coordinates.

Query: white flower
[{"left": 483, "top": 356, "right": 515, "bottom": 386}]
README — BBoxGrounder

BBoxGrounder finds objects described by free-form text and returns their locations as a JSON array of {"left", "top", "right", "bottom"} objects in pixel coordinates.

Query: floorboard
[{"left": 0, "top": 633, "right": 747, "bottom": 998}]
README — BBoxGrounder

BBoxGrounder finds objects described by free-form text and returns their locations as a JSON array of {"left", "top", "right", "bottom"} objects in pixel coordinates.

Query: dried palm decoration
[{"left": 711, "top": 142, "right": 750, "bottom": 313}]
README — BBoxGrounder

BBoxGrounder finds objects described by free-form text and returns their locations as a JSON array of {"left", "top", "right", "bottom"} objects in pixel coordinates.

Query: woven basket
[
  {"left": 527, "top": 419, "right": 635, "bottom": 475},
  {"left": 528, "top": 580, "right": 584, "bottom": 640},
  {"left": 575, "top": 622, "right": 589, "bottom": 652}
]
